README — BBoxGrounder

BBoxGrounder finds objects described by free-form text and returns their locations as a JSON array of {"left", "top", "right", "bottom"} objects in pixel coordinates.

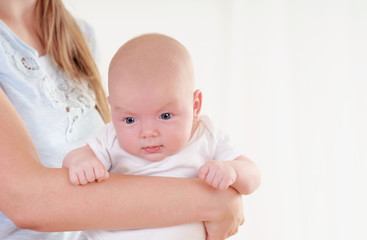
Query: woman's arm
[{"left": 0, "top": 88, "right": 243, "bottom": 235}]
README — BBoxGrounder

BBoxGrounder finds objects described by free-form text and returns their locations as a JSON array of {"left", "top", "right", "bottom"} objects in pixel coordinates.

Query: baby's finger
[
  {"left": 212, "top": 175, "right": 223, "bottom": 189},
  {"left": 77, "top": 170, "right": 88, "bottom": 185},
  {"left": 198, "top": 163, "right": 210, "bottom": 180},
  {"left": 204, "top": 168, "right": 217, "bottom": 187},
  {"left": 104, "top": 170, "right": 110, "bottom": 180},
  {"left": 94, "top": 166, "right": 103, "bottom": 181},
  {"left": 94, "top": 166, "right": 108, "bottom": 182},
  {"left": 69, "top": 171, "right": 80, "bottom": 186},
  {"left": 84, "top": 167, "right": 97, "bottom": 183},
  {"left": 218, "top": 179, "right": 230, "bottom": 190}
]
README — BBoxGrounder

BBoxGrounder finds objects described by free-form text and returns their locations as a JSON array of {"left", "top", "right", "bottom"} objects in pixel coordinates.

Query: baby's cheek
[
  {"left": 118, "top": 136, "right": 138, "bottom": 155},
  {"left": 165, "top": 135, "right": 186, "bottom": 154}
]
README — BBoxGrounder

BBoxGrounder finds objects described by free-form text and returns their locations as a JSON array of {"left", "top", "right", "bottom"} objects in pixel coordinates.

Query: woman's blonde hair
[{"left": 34, "top": 0, "right": 110, "bottom": 123}]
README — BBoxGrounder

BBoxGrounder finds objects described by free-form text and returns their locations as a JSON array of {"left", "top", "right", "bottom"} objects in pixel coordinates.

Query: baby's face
[
  {"left": 108, "top": 33, "right": 200, "bottom": 161},
  {"left": 109, "top": 76, "right": 200, "bottom": 162}
]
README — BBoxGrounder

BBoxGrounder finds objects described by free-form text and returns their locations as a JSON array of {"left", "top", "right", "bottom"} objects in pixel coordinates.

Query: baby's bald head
[{"left": 108, "top": 33, "right": 195, "bottom": 98}]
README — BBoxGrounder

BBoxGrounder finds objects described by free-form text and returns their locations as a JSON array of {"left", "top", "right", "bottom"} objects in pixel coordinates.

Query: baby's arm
[
  {"left": 199, "top": 155, "right": 261, "bottom": 195},
  {"left": 62, "top": 145, "right": 109, "bottom": 185}
]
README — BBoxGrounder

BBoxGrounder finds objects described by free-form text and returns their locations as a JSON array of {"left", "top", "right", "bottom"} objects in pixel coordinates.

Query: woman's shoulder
[
  {"left": 75, "top": 18, "right": 95, "bottom": 40},
  {"left": 74, "top": 18, "right": 100, "bottom": 63}
]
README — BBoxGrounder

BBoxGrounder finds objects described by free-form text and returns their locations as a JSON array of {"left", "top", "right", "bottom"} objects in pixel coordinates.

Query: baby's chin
[
  {"left": 141, "top": 153, "right": 167, "bottom": 162},
  {"left": 140, "top": 149, "right": 179, "bottom": 162}
]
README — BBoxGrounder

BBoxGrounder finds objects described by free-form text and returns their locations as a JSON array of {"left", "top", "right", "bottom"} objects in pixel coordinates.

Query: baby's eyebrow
[
  {"left": 156, "top": 99, "right": 180, "bottom": 110},
  {"left": 114, "top": 106, "right": 135, "bottom": 115}
]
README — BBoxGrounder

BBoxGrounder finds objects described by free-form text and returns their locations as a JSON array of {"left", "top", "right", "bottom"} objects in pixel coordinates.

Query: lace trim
[
  {"left": 42, "top": 69, "right": 95, "bottom": 141},
  {"left": 14, "top": 51, "right": 42, "bottom": 77},
  {"left": 0, "top": 34, "right": 95, "bottom": 141}
]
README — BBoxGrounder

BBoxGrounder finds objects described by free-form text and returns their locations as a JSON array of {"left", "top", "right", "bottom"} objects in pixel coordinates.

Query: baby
[{"left": 63, "top": 33, "right": 260, "bottom": 240}]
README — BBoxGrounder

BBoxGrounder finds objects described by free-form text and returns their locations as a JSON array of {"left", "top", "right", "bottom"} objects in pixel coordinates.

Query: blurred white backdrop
[{"left": 64, "top": 0, "right": 367, "bottom": 239}]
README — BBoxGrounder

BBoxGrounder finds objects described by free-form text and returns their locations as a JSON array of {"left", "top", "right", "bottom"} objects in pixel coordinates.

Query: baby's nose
[{"left": 140, "top": 122, "right": 159, "bottom": 138}]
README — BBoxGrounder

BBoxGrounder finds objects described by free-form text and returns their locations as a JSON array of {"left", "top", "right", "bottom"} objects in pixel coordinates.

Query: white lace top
[{"left": 0, "top": 19, "right": 105, "bottom": 240}]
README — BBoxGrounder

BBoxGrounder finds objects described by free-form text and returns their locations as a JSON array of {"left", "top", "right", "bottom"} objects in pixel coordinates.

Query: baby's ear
[
  {"left": 107, "top": 96, "right": 111, "bottom": 105},
  {"left": 193, "top": 89, "right": 202, "bottom": 120}
]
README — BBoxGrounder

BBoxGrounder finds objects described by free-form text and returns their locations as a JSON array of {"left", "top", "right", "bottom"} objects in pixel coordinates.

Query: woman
[{"left": 0, "top": 0, "right": 244, "bottom": 239}]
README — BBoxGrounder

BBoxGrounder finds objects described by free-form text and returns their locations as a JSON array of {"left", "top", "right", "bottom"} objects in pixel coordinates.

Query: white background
[{"left": 64, "top": 0, "right": 367, "bottom": 239}]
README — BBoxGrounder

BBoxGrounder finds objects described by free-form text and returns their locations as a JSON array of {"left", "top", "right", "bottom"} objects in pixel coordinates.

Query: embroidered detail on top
[
  {"left": 21, "top": 56, "right": 40, "bottom": 71},
  {"left": 13, "top": 51, "right": 41, "bottom": 77},
  {"left": 42, "top": 64, "right": 95, "bottom": 141}
]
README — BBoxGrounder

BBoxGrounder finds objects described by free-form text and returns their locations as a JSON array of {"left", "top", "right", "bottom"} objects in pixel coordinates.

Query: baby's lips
[{"left": 142, "top": 145, "right": 162, "bottom": 153}]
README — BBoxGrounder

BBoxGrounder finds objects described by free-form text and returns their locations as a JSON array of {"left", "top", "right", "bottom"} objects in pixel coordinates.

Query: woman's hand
[{"left": 204, "top": 187, "right": 245, "bottom": 240}]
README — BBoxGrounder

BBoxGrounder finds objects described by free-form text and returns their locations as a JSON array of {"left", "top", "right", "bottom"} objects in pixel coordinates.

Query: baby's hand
[
  {"left": 63, "top": 145, "right": 109, "bottom": 185},
  {"left": 198, "top": 160, "right": 237, "bottom": 190}
]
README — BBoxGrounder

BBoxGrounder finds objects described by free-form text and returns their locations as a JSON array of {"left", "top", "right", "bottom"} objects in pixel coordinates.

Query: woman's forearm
[
  {"left": 4, "top": 156, "right": 238, "bottom": 232},
  {"left": 13, "top": 170, "right": 235, "bottom": 232}
]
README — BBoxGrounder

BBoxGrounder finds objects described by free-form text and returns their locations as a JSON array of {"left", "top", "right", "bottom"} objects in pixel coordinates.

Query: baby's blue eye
[
  {"left": 160, "top": 113, "right": 172, "bottom": 120},
  {"left": 125, "top": 117, "right": 136, "bottom": 124}
]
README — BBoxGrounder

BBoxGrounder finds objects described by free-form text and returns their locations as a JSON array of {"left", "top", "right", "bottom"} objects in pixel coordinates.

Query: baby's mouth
[{"left": 142, "top": 145, "right": 162, "bottom": 153}]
